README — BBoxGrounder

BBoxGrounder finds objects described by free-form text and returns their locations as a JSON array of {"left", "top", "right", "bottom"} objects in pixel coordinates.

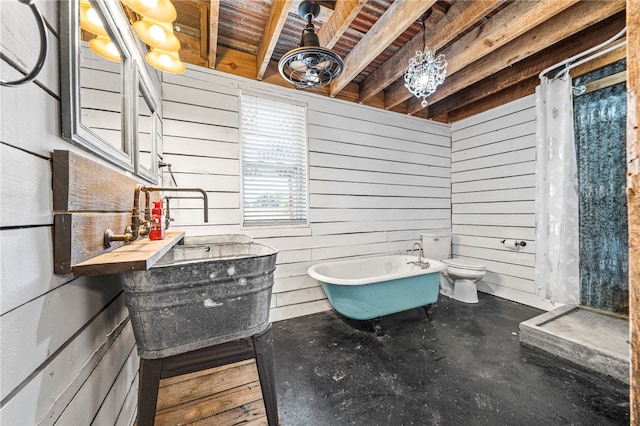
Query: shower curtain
[{"left": 534, "top": 75, "right": 580, "bottom": 304}]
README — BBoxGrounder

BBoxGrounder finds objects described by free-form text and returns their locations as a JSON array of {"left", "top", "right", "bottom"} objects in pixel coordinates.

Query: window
[{"left": 240, "top": 93, "right": 308, "bottom": 227}]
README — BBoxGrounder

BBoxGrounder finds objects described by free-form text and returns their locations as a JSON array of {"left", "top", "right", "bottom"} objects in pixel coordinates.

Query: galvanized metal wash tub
[{"left": 120, "top": 235, "right": 278, "bottom": 359}]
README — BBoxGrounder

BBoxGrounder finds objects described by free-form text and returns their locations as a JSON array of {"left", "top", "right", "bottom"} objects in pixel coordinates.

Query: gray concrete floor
[
  {"left": 520, "top": 304, "right": 629, "bottom": 384},
  {"left": 272, "top": 293, "right": 629, "bottom": 426}
]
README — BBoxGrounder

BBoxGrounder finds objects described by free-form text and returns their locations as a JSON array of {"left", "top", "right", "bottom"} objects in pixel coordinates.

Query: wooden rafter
[
  {"left": 359, "top": 0, "right": 502, "bottom": 104},
  {"left": 329, "top": 0, "right": 437, "bottom": 97},
  {"left": 318, "top": 0, "right": 368, "bottom": 49},
  {"left": 426, "top": 13, "right": 626, "bottom": 119},
  {"left": 405, "top": 0, "right": 626, "bottom": 115},
  {"left": 208, "top": 0, "right": 220, "bottom": 68},
  {"left": 445, "top": 75, "right": 539, "bottom": 123},
  {"left": 386, "top": 0, "right": 582, "bottom": 110},
  {"left": 256, "top": 0, "right": 294, "bottom": 80},
  {"left": 172, "top": 0, "right": 629, "bottom": 124}
]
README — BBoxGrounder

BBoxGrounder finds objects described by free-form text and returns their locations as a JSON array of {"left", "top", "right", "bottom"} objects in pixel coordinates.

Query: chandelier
[
  {"left": 278, "top": 1, "right": 343, "bottom": 89},
  {"left": 404, "top": 17, "right": 447, "bottom": 107}
]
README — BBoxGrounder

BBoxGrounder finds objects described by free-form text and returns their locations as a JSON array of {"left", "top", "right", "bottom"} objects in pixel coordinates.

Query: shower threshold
[{"left": 519, "top": 305, "right": 629, "bottom": 384}]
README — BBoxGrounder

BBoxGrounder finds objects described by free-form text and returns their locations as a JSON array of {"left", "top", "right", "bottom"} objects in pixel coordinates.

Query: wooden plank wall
[
  {"left": 627, "top": 0, "right": 639, "bottom": 419},
  {"left": 450, "top": 95, "right": 554, "bottom": 310},
  {"left": 0, "top": 1, "right": 141, "bottom": 424},
  {"left": 160, "top": 66, "right": 452, "bottom": 322}
]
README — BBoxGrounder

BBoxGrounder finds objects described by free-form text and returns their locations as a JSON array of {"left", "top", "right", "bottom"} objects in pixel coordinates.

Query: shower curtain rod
[{"left": 538, "top": 27, "right": 627, "bottom": 80}]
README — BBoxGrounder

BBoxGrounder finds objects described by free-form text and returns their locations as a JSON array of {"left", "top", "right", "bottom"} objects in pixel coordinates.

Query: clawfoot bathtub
[{"left": 308, "top": 254, "right": 446, "bottom": 334}]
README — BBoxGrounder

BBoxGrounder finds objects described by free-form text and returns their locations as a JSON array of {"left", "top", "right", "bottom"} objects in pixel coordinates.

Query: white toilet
[{"left": 421, "top": 231, "right": 486, "bottom": 304}]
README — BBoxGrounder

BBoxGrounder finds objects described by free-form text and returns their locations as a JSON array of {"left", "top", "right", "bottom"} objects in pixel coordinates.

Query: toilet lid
[{"left": 443, "top": 258, "right": 486, "bottom": 271}]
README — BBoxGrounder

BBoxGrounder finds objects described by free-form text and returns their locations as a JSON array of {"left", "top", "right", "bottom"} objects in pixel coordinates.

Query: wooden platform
[{"left": 141, "top": 359, "right": 277, "bottom": 425}]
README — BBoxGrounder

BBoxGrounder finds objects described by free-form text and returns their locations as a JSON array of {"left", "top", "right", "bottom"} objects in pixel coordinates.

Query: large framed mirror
[
  {"left": 135, "top": 66, "right": 160, "bottom": 182},
  {"left": 60, "top": 0, "right": 160, "bottom": 183}
]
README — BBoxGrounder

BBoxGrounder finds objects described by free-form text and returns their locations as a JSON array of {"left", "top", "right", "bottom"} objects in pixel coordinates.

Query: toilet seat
[{"left": 442, "top": 258, "right": 486, "bottom": 271}]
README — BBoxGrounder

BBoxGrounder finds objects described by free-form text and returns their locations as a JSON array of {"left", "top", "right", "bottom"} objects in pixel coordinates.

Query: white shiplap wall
[
  {"left": 451, "top": 95, "right": 553, "bottom": 310},
  {"left": 160, "top": 67, "right": 452, "bottom": 322},
  {"left": 0, "top": 2, "right": 139, "bottom": 424}
]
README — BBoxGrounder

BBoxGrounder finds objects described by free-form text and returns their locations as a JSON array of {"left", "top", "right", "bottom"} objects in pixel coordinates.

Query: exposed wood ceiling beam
[
  {"left": 406, "top": 0, "right": 626, "bottom": 115},
  {"left": 361, "top": 0, "right": 503, "bottom": 104},
  {"left": 385, "top": 0, "right": 581, "bottom": 110},
  {"left": 446, "top": 24, "right": 627, "bottom": 124},
  {"left": 446, "top": 75, "right": 540, "bottom": 122},
  {"left": 318, "top": 0, "right": 368, "bottom": 49},
  {"left": 215, "top": 45, "right": 385, "bottom": 108},
  {"left": 444, "top": 0, "right": 579, "bottom": 75},
  {"left": 329, "top": 0, "right": 438, "bottom": 97},
  {"left": 426, "top": 13, "right": 626, "bottom": 118},
  {"left": 256, "top": 0, "right": 295, "bottom": 80},
  {"left": 208, "top": 0, "right": 220, "bottom": 68}
]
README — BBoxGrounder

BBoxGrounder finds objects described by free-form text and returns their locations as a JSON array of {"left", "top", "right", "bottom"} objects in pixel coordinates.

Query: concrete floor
[
  {"left": 272, "top": 293, "right": 629, "bottom": 426},
  {"left": 520, "top": 304, "right": 629, "bottom": 384}
]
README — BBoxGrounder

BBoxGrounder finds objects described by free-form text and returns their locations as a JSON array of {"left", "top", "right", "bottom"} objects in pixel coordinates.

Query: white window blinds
[{"left": 240, "top": 93, "right": 308, "bottom": 227}]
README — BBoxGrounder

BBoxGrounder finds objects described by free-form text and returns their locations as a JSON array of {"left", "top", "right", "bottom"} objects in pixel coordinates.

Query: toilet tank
[{"left": 421, "top": 230, "right": 451, "bottom": 260}]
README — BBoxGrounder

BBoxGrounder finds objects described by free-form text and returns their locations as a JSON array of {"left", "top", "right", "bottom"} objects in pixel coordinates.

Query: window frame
[{"left": 239, "top": 89, "right": 310, "bottom": 229}]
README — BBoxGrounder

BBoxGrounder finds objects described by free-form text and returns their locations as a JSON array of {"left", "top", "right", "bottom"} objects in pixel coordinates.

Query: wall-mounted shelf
[
  {"left": 71, "top": 231, "right": 184, "bottom": 277},
  {"left": 52, "top": 150, "right": 181, "bottom": 276}
]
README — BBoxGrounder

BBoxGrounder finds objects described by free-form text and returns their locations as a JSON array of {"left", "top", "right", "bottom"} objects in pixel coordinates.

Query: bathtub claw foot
[
  {"left": 371, "top": 318, "right": 384, "bottom": 337},
  {"left": 423, "top": 304, "right": 434, "bottom": 321}
]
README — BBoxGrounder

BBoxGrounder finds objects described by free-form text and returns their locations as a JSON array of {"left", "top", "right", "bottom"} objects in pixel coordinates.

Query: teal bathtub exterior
[{"left": 308, "top": 254, "right": 446, "bottom": 321}]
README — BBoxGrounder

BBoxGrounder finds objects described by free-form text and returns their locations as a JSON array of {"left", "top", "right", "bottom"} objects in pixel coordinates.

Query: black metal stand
[{"left": 136, "top": 325, "right": 279, "bottom": 425}]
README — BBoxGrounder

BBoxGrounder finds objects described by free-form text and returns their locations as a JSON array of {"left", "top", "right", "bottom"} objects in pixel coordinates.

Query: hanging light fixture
[
  {"left": 121, "top": 0, "right": 177, "bottom": 23},
  {"left": 120, "top": 0, "right": 185, "bottom": 73},
  {"left": 89, "top": 36, "right": 121, "bottom": 62},
  {"left": 79, "top": 0, "right": 108, "bottom": 36},
  {"left": 146, "top": 48, "right": 185, "bottom": 74},
  {"left": 79, "top": 1, "right": 121, "bottom": 62},
  {"left": 132, "top": 18, "right": 181, "bottom": 51},
  {"left": 404, "top": 16, "right": 447, "bottom": 107},
  {"left": 278, "top": 1, "right": 343, "bottom": 89}
]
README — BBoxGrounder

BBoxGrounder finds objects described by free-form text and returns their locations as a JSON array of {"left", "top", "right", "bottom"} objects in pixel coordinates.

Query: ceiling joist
[
  {"left": 386, "top": 0, "right": 583, "bottom": 111},
  {"left": 172, "top": 0, "right": 628, "bottom": 123},
  {"left": 256, "top": 0, "right": 294, "bottom": 80},
  {"left": 407, "top": 0, "right": 627, "bottom": 115},
  {"left": 426, "top": 13, "right": 627, "bottom": 119},
  {"left": 361, "top": 0, "right": 503, "bottom": 105},
  {"left": 207, "top": 0, "right": 220, "bottom": 68},
  {"left": 318, "top": 0, "right": 368, "bottom": 49}
]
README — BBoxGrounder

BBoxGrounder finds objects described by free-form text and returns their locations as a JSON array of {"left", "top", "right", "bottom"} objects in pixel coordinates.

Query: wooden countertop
[{"left": 72, "top": 231, "right": 185, "bottom": 277}]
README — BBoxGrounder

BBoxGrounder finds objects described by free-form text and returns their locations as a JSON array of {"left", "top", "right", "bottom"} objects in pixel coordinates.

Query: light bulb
[
  {"left": 80, "top": 2, "right": 108, "bottom": 36},
  {"left": 132, "top": 19, "right": 180, "bottom": 51},
  {"left": 148, "top": 24, "right": 166, "bottom": 42},
  {"left": 418, "top": 74, "right": 431, "bottom": 87},
  {"left": 146, "top": 49, "right": 185, "bottom": 73},
  {"left": 89, "top": 36, "right": 121, "bottom": 62},
  {"left": 158, "top": 53, "right": 173, "bottom": 68},
  {"left": 140, "top": 0, "right": 158, "bottom": 8},
  {"left": 106, "top": 42, "right": 118, "bottom": 57},
  {"left": 86, "top": 8, "right": 103, "bottom": 27}
]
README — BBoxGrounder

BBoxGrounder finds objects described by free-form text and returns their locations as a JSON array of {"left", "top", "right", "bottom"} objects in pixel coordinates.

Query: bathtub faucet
[
  {"left": 409, "top": 242, "right": 430, "bottom": 269},
  {"left": 411, "top": 242, "right": 423, "bottom": 262}
]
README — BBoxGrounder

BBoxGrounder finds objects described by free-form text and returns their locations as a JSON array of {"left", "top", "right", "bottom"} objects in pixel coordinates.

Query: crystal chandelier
[{"left": 404, "top": 17, "right": 447, "bottom": 107}]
